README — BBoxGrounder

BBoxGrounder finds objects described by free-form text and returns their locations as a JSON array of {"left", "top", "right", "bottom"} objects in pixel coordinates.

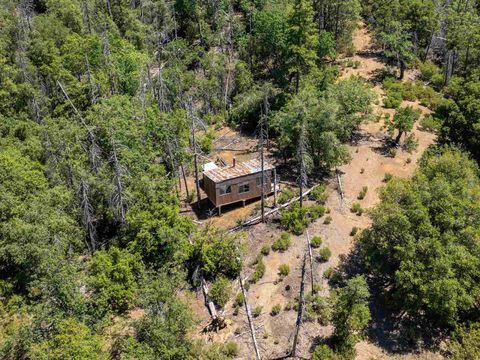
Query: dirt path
[{"left": 191, "top": 22, "right": 439, "bottom": 360}]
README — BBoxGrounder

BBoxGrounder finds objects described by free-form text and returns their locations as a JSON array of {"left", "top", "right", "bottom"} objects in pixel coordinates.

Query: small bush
[
  {"left": 250, "top": 252, "right": 263, "bottom": 266},
  {"left": 278, "top": 264, "right": 290, "bottom": 277},
  {"left": 311, "top": 236, "right": 322, "bottom": 248},
  {"left": 360, "top": 167, "right": 365, "bottom": 174},
  {"left": 323, "top": 216, "right": 332, "bottom": 225},
  {"left": 278, "top": 188, "right": 294, "bottom": 204},
  {"left": 420, "top": 115, "right": 441, "bottom": 132},
  {"left": 250, "top": 260, "right": 266, "bottom": 284},
  {"left": 270, "top": 304, "right": 281, "bottom": 316},
  {"left": 406, "top": 157, "right": 412, "bottom": 164},
  {"left": 309, "top": 185, "right": 328, "bottom": 203},
  {"left": 223, "top": 342, "right": 239, "bottom": 357},
  {"left": 323, "top": 267, "right": 334, "bottom": 279},
  {"left": 235, "top": 293, "right": 245, "bottom": 307},
  {"left": 418, "top": 60, "right": 440, "bottom": 82},
  {"left": 280, "top": 203, "right": 309, "bottom": 234},
  {"left": 318, "top": 247, "right": 332, "bottom": 263},
  {"left": 284, "top": 301, "right": 294, "bottom": 311},
  {"left": 260, "top": 244, "right": 270, "bottom": 256},
  {"left": 209, "top": 276, "right": 231, "bottom": 308},
  {"left": 357, "top": 186, "right": 368, "bottom": 200},
  {"left": 383, "top": 172, "right": 393, "bottom": 182},
  {"left": 272, "top": 233, "right": 291, "bottom": 252},
  {"left": 387, "top": 147, "right": 397, "bottom": 158},
  {"left": 308, "top": 204, "right": 326, "bottom": 220},
  {"left": 350, "top": 227, "right": 359, "bottom": 236},
  {"left": 403, "top": 133, "right": 418, "bottom": 153},
  {"left": 253, "top": 306, "right": 262, "bottom": 317},
  {"left": 383, "top": 93, "right": 402, "bottom": 109},
  {"left": 350, "top": 202, "right": 363, "bottom": 216},
  {"left": 234, "top": 327, "right": 242, "bottom": 335}
]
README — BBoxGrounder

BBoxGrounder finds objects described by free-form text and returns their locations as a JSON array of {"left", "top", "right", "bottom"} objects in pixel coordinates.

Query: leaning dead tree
[
  {"left": 297, "top": 116, "right": 308, "bottom": 208},
  {"left": 185, "top": 101, "right": 207, "bottom": 207},
  {"left": 259, "top": 95, "right": 269, "bottom": 222},
  {"left": 306, "top": 230, "right": 315, "bottom": 295},
  {"left": 109, "top": 137, "right": 128, "bottom": 225},
  {"left": 291, "top": 249, "right": 307, "bottom": 357},
  {"left": 78, "top": 179, "right": 97, "bottom": 253},
  {"left": 239, "top": 274, "right": 262, "bottom": 360}
]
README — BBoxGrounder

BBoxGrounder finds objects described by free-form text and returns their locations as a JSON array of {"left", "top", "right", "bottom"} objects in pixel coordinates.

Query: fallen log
[{"left": 239, "top": 274, "right": 261, "bottom": 360}]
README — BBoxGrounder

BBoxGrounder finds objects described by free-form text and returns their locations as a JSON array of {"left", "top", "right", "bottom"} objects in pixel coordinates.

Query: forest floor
[{"left": 188, "top": 22, "right": 442, "bottom": 360}]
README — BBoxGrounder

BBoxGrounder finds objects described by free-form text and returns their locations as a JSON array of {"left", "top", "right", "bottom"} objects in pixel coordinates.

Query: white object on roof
[{"left": 203, "top": 162, "right": 218, "bottom": 172}]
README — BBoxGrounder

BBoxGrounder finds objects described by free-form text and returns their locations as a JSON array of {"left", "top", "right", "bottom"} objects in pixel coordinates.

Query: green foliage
[
  {"left": 190, "top": 227, "right": 243, "bottom": 279},
  {"left": 235, "top": 293, "right": 245, "bottom": 308},
  {"left": 350, "top": 202, "right": 363, "bottom": 216},
  {"left": 312, "top": 344, "right": 341, "bottom": 360},
  {"left": 357, "top": 186, "right": 368, "bottom": 200},
  {"left": 359, "top": 149, "right": 480, "bottom": 327},
  {"left": 309, "top": 184, "right": 328, "bottom": 203},
  {"left": 331, "top": 275, "right": 370, "bottom": 356},
  {"left": 253, "top": 306, "right": 262, "bottom": 318},
  {"left": 450, "top": 324, "right": 480, "bottom": 360},
  {"left": 260, "top": 245, "right": 270, "bottom": 256},
  {"left": 383, "top": 173, "right": 393, "bottom": 182},
  {"left": 88, "top": 247, "right": 143, "bottom": 314},
  {"left": 403, "top": 133, "right": 418, "bottom": 153},
  {"left": 281, "top": 203, "right": 325, "bottom": 234},
  {"left": 318, "top": 248, "right": 332, "bottom": 263},
  {"left": 278, "top": 187, "right": 294, "bottom": 204},
  {"left": 278, "top": 264, "right": 290, "bottom": 277},
  {"left": 311, "top": 236, "right": 323, "bottom": 248},
  {"left": 420, "top": 115, "right": 441, "bottom": 132},
  {"left": 323, "top": 216, "right": 332, "bottom": 224},
  {"left": 350, "top": 227, "right": 359, "bottom": 236},
  {"left": 272, "top": 233, "right": 292, "bottom": 252},
  {"left": 29, "top": 318, "right": 107, "bottom": 360},
  {"left": 389, "top": 106, "right": 420, "bottom": 143},
  {"left": 270, "top": 304, "right": 282, "bottom": 316},
  {"left": 250, "top": 259, "right": 266, "bottom": 284},
  {"left": 209, "top": 276, "right": 231, "bottom": 308}
]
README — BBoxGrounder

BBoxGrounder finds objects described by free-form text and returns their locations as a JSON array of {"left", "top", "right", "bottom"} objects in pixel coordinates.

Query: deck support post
[{"left": 218, "top": 206, "right": 222, "bottom": 216}]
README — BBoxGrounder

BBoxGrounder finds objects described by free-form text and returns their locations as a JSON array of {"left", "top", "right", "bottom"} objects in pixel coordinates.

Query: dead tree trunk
[
  {"left": 110, "top": 138, "right": 127, "bottom": 225},
  {"left": 260, "top": 95, "right": 269, "bottom": 222},
  {"left": 306, "top": 230, "right": 315, "bottom": 295},
  {"left": 297, "top": 117, "right": 307, "bottom": 208},
  {"left": 292, "top": 250, "right": 307, "bottom": 357},
  {"left": 78, "top": 179, "right": 96, "bottom": 252},
  {"left": 239, "top": 274, "right": 261, "bottom": 360},
  {"left": 181, "top": 163, "right": 190, "bottom": 200}
]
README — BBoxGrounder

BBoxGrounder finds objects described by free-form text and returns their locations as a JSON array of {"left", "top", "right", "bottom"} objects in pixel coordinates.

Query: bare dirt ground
[{"left": 190, "top": 22, "right": 440, "bottom": 359}]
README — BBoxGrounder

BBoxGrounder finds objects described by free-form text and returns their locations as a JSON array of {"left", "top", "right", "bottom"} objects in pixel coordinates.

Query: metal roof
[{"left": 203, "top": 159, "right": 275, "bottom": 183}]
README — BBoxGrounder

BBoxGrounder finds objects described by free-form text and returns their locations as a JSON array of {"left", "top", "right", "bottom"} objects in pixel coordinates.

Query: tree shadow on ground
[
  {"left": 332, "top": 242, "right": 448, "bottom": 355},
  {"left": 370, "top": 137, "right": 398, "bottom": 157}
]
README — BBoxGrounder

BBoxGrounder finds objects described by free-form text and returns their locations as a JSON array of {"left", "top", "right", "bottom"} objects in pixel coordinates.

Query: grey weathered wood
[
  {"left": 239, "top": 274, "right": 261, "bottom": 360},
  {"left": 292, "top": 250, "right": 307, "bottom": 357}
]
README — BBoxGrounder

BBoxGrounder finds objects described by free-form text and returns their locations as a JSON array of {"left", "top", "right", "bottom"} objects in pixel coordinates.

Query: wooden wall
[{"left": 204, "top": 170, "right": 274, "bottom": 207}]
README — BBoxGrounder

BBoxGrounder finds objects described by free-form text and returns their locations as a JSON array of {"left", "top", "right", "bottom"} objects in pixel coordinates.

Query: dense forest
[{"left": 1, "top": 0, "right": 480, "bottom": 359}]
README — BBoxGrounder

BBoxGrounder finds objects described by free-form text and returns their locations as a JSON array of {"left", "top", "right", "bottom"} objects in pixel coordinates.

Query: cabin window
[
  {"left": 219, "top": 184, "right": 232, "bottom": 195},
  {"left": 239, "top": 182, "right": 250, "bottom": 193}
]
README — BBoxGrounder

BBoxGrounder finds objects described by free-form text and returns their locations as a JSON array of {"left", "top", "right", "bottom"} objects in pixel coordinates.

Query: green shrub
[
  {"left": 383, "top": 94, "right": 402, "bottom": 109},
  {"left": 309, "top": 184, "right": 328, "bottom": 203},
  {"left": 431, "top": 73, "right": 444, "bottom": 90},
  {"left": 418, "top": 60, "right": 440, "bottom": 82},
  {"left": 234, "top": 327, "right": 242, "bottom": 335},
  {"left": 311, "top": 236, "right": 322, "bottom": 248},
  {"left": 235, "top": 293, "right": 245, "bottom": 308},
  {"left": 318, "top": 247, "right": 332, "bottom": 262},
  {"left": 223, "top": 342, "right": 239, "bottom": 358},
  {"left": 281, "top": 203, "right": 309, "bottom": 234},
  {"left": 209, "top": 276, "right": 231, "bottom": 308},
  {"left": 278, "top": 264, "right": 290, "bottom": 277},
  {"left": 253, "top": 306, "right": 262, "bottom": 317},
  {"left": 272, "top": 232, "right": 291, "bottom": 252},
  {"left": 270, "top": 304, "right": 281, "bottom": 316},
  {"left": 278, "top": 188, "right": 294, "bottom": 204},
  {"left": 383, "top": 172, "right": 393, "bottom": 182},
  {"left": 323, "top": 267, "right": 334, "bottom": 279},
  {"left": 250, "top": 260, "right": 266, "bottom": 284},
  {"left": 199, "top": 131, "right": 214, "bottom": 153},
  {"left": 308, "top": 204, "right": 326, "bottom": 220},
  {"left": 284, "top": 301, "right": 294, "bottom": 311},
  {"left": 420, "top": 115, "right": 441, "bottom": 132},
  {"left": 357, "top": 186, "right": 368, "bottom": 200},
  {"left": 323, "top": 216, "right": 332, "bottom": 225},
  {"left": 350, "top": 202, "right": 363, "bottom": 216},
  {"left": 350, "top": 227, "right": 358, "bottom": 236},
  {"left": 260, "top": 244, "right": 270, "bottom": 256},
  {"left": 403, "top": 133, "right": 418, "bottom": 153},
  {"left": 250, "top": 252, "right": 263, "bottom": 266}
]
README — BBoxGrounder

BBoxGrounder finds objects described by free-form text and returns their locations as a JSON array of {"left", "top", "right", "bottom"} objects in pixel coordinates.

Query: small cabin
[{"left": 203, "top": 158, "right": 276, "bottom": 213}]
